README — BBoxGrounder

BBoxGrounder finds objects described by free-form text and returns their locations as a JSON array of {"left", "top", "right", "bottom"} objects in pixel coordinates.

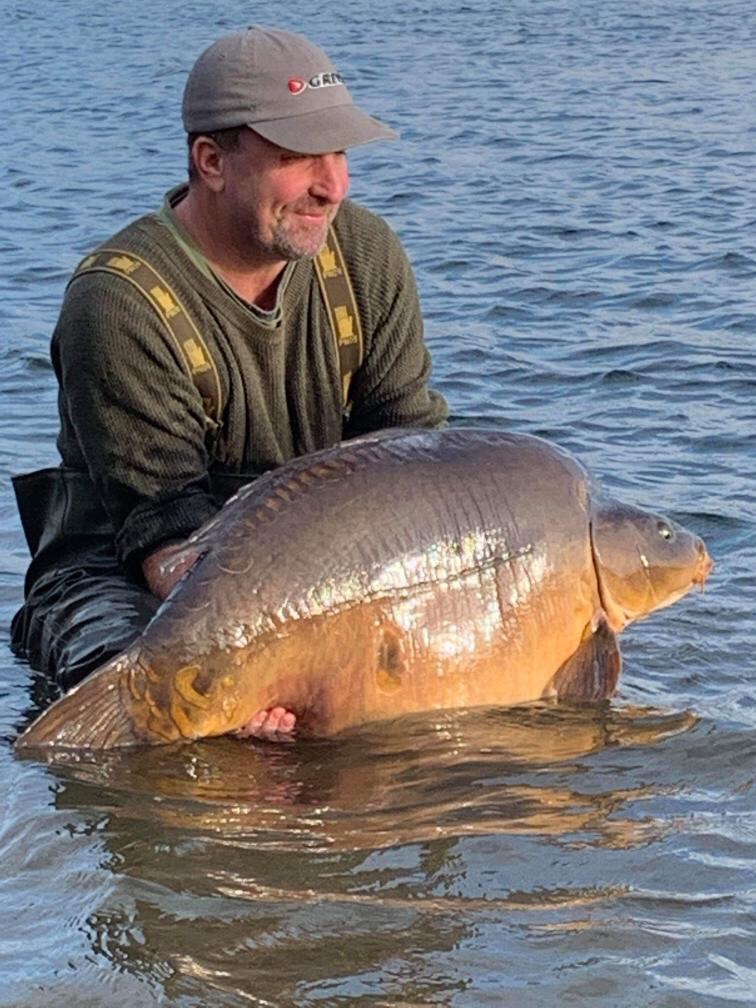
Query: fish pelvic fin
[
  {"left": 15, "top": 652, "right": 145, "bottom": 753},
  {"left": 547, "top": 613, "right": 622, "bottom": 702}
]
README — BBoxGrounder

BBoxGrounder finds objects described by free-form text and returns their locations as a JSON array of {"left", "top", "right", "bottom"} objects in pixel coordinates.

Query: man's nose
[{"left": 310, "top": 153, "right": 350, "bottom": 203}]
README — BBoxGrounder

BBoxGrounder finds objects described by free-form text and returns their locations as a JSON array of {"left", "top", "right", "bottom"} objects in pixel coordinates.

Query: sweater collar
[{"left": 156, "top": 184, "right": 296, "bottom": 328}]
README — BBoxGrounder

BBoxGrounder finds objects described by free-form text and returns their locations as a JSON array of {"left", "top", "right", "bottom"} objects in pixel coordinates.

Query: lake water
[{"left": 1, "top": 1, "right": 755, "bottom": 1005}]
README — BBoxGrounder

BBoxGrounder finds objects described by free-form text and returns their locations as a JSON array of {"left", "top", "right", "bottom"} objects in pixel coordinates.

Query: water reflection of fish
[
  {"left": 48, "top": 704, "right": 698, "bottom": 850},
  {"left": 36, "top": 704, "right": 699, "bottom": 1006},
  {"left": 16, "top": 429, "right": 711, "bottom": 751}
]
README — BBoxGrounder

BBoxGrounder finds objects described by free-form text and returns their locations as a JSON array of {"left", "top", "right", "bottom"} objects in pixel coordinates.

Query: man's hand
[
  {"left": 142, "top": 541, "right": 200, "bottom": 600},
  {"left": 234, "top": 707, "right": 297, "bottom": 741}
]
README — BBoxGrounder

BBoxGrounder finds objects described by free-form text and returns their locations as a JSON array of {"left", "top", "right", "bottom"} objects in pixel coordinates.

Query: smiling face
[
  {"left": 212, "top": 128, "right": 350, "bottom": 263},
  {"left": 590, "top": 498, "right": 713, "bottom": 631}
]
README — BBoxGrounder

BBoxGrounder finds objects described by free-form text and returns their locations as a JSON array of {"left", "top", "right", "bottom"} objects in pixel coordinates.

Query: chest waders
[{"left": 12, "top": 229, "right": 364, "bottom": 586}]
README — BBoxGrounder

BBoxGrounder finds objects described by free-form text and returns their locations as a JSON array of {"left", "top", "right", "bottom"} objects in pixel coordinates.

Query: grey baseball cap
[{"left": 182, "top": 26, "right": 398, "bottom": 154}]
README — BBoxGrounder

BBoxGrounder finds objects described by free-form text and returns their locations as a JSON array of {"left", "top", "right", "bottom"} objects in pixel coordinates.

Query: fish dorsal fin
[{"left": 548, "top": 613, "right": 622, "bottom": 701}]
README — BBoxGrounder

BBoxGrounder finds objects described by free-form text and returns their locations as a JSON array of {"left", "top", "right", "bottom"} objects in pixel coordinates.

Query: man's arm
[{"left": 53, "top": 270, "right": 219, "bottom": 577}]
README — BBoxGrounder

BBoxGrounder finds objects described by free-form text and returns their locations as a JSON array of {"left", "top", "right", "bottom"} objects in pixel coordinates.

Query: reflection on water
[
  {"left": 3, "top": 705, "right": 709, "bottom": 1005},
  {"left": 47, "top": 703, "right": 697, "bottom": 852}
]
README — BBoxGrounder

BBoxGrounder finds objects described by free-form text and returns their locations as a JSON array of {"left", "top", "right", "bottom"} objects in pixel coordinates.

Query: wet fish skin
[{"left": 15, "top": 429, "right": 712, "bottom": 751}]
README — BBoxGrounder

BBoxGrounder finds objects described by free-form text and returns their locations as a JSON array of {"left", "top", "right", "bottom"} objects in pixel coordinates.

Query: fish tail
[{"left": 15, "top": 652, "right": 144, "bottom": 752}]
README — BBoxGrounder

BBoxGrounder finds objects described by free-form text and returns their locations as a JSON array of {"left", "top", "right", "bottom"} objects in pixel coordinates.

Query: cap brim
[{"left": 248, "top": 104, "right": 398, "bottom": 155}]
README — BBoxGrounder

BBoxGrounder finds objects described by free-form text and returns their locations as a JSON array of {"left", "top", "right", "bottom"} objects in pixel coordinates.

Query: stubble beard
[{"left": 267, "top": 203, "right": 338, "bottom": 261}]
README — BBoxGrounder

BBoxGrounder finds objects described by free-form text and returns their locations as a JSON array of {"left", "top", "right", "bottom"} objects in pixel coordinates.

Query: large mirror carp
[{"left": 15, "top": 429, "right": 712, "bottom": 751}]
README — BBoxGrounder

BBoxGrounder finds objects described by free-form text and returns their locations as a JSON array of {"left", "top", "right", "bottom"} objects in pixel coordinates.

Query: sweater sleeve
[
  {"left": 52, "top": 271, "right": 220, "bottom": 573},
  {"left": 342, "top": 220, "right": 448, "bottom": 439}
]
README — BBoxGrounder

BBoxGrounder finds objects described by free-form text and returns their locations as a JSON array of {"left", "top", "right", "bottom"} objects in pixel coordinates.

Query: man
[{"left": 11, "top": 26, "right": 448, "bottom": 738}]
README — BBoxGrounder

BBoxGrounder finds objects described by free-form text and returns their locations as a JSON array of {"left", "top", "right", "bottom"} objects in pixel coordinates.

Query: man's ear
[{"left": 190, "top": 136, "right": 226, "bottom": 192}]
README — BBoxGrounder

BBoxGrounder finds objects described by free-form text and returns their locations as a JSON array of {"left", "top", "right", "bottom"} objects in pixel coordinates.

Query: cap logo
[{"left": 288, "top": 71, "right": 344, "bottom": 96}]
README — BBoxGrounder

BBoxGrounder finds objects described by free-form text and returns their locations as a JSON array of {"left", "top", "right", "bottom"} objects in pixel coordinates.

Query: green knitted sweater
[{"left": 51, "top": 191, "right": 448, "bottom": 573}]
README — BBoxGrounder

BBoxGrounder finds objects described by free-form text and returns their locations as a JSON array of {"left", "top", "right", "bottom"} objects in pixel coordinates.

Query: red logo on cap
[{"left": 288, "top": 73, "right": 344, "bottom": 95}]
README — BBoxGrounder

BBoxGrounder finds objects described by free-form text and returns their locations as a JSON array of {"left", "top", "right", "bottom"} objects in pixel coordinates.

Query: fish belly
[{"left": 224, "top": 554, "right": 600, "bottom": 736}]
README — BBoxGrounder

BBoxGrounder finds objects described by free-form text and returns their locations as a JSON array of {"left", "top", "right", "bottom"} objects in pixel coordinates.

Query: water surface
[{"left": 1, "top": 1, "right": 755, "bottom": 1005}]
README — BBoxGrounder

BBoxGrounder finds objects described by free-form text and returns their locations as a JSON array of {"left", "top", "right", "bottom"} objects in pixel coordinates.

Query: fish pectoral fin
[
  {"left": 547, "top": 614, "right": 622, "bottom": 701},
  {"left": 14, "top": 652, "right": 146, "bottom": 752}
]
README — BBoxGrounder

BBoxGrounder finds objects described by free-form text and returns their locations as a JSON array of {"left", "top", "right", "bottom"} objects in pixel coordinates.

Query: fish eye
[{"left": 657, "top": 521, "right": 674, "bottom": 541}]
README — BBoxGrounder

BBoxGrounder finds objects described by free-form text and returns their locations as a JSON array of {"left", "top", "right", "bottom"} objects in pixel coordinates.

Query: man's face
[{"left": 219, "top": 128, "right": 350, "bottom": 263}]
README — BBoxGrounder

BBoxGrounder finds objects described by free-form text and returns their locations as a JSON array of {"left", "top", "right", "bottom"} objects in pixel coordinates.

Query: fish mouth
[{"left": 692, "top": 547, "right": 713, "bottom": 590}]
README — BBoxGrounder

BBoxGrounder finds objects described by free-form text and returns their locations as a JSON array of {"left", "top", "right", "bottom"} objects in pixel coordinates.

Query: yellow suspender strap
[
  {"left": 70, "top": 229, "right": 363, "bottom": 421},
  {"left": 68, "top": 249, "right": 222, "bottom": 426},
  {"left": 313, "top": 227, "right": 364, "bottom": 410}
]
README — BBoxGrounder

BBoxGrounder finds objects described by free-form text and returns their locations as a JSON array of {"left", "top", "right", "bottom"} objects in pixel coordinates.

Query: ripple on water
[{"left": 3, "top": 0, "right": 756, "bottom": 1003}]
